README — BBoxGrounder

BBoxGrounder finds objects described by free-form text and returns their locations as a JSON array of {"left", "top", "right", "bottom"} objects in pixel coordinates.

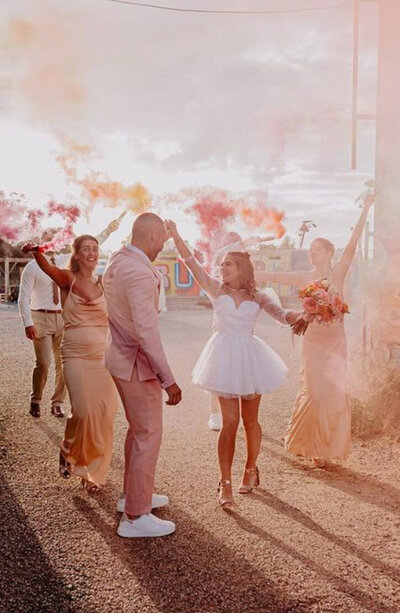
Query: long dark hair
[
  {"left": 224, "top": 251, "right": 257, "bottom": 298},
  {"left": 68, "top": 235, "right": 99, "bottom": 273}
]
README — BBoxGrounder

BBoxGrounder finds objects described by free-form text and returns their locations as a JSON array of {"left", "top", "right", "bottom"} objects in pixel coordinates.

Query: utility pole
[
  {"left": 298, "top": 221, "right": 316, "bottom": 248},
  {"left": 373, "top": 0, "right": 400, "bottom": 364},
  {"left": 351, "top": 0, "right": 377, "bottom": 170}
]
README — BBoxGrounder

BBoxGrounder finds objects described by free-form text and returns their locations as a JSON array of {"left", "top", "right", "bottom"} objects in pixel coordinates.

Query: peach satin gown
[
  {"left": 285, "top": 274, "right": 351, "bottom": 461},
  {"left": 61, "top": 278, "right": 118, "bottom": 486}
]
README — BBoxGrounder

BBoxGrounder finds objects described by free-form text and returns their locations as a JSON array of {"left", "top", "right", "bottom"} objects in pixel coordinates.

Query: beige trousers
[
  {"left": 31, "top": 311, "right": 66, "bottom": 408},
  {"left": 113, "top": 367, "right": 163, "bottom": 517}
]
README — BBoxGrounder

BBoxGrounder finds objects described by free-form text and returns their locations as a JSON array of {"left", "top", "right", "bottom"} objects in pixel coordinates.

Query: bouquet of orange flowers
[{"left": 291, "top": 279, "right": 349, "bottom": 336}]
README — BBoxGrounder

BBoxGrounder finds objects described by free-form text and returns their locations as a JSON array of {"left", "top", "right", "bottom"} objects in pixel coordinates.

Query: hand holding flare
[{"left": 22, "top": 243, "right": 45, "bottom": 254}]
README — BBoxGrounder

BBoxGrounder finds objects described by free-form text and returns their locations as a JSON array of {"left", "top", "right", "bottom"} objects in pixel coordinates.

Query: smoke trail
[
  {"left": 40, "top": 202, "right": 81, "bottom": 252},
  {"left": 240, "top": 200, "right": 286, "bottom": 239},
  {"left": 162, "top": 186, "right": 286, "bottom": 264},
  {"left": 0, "top": 193, "right": 81, "bottom": 251},
  {"left": 0, "top": 191, "right": 45, "bottom": 242},
  {"left": 55, "top": 139, "right": 151, "bottom": 214},
  {"left": 184, "top": 190, "right": 238, "bottom": 266}
]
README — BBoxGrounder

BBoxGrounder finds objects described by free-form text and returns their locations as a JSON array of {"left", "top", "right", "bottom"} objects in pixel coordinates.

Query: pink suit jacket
[{"left": 102, "top": 246, "right": 175, "bottom": 389}]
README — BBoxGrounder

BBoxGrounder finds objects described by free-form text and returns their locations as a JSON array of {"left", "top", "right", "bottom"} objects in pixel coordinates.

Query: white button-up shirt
[{"left": 18, "top": 254, "right": 69, "bottom": 328}]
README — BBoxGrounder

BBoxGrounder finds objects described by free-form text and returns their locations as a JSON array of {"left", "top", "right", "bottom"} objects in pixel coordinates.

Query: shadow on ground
[
  {"left": 73, "top": 487, "right": 313, "bottom": 613},
  {"left": 0, "top": 471, "right": 82, "bottom": 613}
]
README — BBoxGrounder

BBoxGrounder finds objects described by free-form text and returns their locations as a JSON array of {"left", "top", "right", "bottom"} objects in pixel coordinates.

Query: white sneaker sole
[{"left": 117, "top": 524, "right": 176, "bottom": 538}]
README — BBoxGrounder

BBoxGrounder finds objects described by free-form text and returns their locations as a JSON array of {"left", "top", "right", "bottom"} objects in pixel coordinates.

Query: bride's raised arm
[
  {"left": 334, "top": 194, "right": 374, "bottom": 281},
  {"left": 165, "top": 220, "right": 220, "bottom": 298}
]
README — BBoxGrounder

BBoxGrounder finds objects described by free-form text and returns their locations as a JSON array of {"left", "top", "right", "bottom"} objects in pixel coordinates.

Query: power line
[{"left": 107, "top": 1, "right": 351, "bottom": 16}]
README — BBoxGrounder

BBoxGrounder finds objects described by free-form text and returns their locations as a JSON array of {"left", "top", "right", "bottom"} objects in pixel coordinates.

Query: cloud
[
  {"left": 0, "top": 0, "right": 377, "bottom": 176},
  {"left": 0, "top": 0, "right": 378, "bottom": 250}
]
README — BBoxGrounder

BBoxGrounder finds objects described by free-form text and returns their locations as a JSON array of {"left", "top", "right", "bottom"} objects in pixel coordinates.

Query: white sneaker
[
  {"left": 116, "top": 493, "right": 169, "bottom": 513},
  {"left": 117, "top": 513, "right": 176, "bottom": 538},
  {"left": 208, "top": 413, "right": 222, "bottom": 431}
]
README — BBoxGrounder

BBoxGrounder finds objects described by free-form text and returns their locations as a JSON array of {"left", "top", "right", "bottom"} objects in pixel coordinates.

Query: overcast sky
[{"left": 0, "top": 0, "right": 379, "bottom": 250}]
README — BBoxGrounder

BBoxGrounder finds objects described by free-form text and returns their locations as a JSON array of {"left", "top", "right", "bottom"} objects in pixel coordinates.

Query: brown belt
[{"left": 32, "top": 309, "right": 62, "bottom": 314}]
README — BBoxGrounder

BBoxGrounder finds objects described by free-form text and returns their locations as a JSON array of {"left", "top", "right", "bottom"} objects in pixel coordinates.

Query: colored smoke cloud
[
  {"left": 0, "top": 192, "right": 48, "bottom": 243},
  {"left": 56, "top": 139, "right": 151, "bottom": 215},
  {"left": 0, "top": 192, "right": 81, "bottom": 250},
  {"left": 41, "top": 202, "right": 81, "bottom": 252},
  {"left": 163, "top": 187, "right": 286, "bottom": 265}
]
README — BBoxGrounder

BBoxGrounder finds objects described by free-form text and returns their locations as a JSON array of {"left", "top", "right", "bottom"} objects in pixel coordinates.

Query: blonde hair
[
  {"left": 224, "top": 251, "right": 257, "bottom": 298},
  {"left": 68, "top": 235, "right": 99, "bottom": 273}
]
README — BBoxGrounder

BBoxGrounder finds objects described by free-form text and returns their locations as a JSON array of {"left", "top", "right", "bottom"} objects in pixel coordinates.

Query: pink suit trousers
[{"left": 113, "top": 367, "right": 162, "bottom": 517}]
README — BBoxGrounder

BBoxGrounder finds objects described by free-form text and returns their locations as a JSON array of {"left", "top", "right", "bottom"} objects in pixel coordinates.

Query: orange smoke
[
  {"left": 2, "top": 13, "right": 85, "bottom": 123},
  {"left": 56, "top": 138, "right": 150, "bottom": 214},
  {"left": 240, "top": 203, "right": 285, "bottom": 239}
]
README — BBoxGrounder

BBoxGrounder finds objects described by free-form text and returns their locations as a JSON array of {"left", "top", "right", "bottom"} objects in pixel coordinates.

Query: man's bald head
[
  {"left": 131, "top": 212, "right": 167, "bottom": 261},
  {"left": 132, "top": 213, "right": 164, "bottom": 240}
]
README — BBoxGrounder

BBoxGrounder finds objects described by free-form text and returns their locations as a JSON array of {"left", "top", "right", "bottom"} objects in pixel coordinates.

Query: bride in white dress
[{"left": 166, "top": 221, "right": 300, "bottom": 507}]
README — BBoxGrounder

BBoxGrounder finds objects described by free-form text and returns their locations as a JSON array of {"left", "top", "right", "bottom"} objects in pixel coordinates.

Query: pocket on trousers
[{"left": 31, "top": 312, "right": 48, "bottom": 338}]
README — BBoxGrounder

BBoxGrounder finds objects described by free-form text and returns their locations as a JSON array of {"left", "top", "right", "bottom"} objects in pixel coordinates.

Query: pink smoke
[
  {"left": 40, "top": 202, "right": 81, "bottom": 251},
  {"left": 0, "top": 193, "right": 81, "bottom": 251},
  {"left": 0, "top": 191, "right": 44, "bottom": 242},
  {"left": 179, "top": 188, "right": 285, "bottom": 266},
  {"left": 185, "top": 191, "right": 238, "bottom": 267}
]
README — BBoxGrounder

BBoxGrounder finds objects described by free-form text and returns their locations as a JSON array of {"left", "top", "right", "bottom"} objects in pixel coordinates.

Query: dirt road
[{"left": 1, "top": 305, "right": 400, "bottom": 612}]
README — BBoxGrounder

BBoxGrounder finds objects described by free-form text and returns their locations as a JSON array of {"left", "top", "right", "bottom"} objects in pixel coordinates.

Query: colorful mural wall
[
  {"left": 155, "top": 247, "right": 311, "bottom": 299},
  {"left": 155, "top": 250, "right": 203, "bottom": 296}
]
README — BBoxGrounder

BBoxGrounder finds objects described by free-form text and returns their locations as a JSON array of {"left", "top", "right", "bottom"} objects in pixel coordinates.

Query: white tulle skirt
[{"left": 192, "top": 332, "right": 288, "bottom": 398}]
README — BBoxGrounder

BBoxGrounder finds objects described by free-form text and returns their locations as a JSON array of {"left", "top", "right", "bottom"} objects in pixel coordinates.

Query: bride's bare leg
[
  {"left": 240, "top": 395, "right": 262, "bottom": 487},
  {"left": 217, "top": 397, "right": 240, "bottom": 502}
]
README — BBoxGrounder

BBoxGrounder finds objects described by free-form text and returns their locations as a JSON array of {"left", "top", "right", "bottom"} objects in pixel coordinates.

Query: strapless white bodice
[{"left": 213, "top": 294, "right": 260, "bottom": 337}]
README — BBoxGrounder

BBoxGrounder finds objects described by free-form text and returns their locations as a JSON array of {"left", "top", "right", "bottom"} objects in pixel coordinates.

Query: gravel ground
[{"left": 1, "top": 304, "right": 400, "bottom": 613}]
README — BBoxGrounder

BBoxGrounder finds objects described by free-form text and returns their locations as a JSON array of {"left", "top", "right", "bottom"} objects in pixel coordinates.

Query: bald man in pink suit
[{"left": 103, "top": 212, "right": 182, "bottom": 538}]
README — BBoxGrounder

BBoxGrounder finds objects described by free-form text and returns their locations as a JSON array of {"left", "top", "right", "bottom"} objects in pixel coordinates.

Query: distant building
[
  {"left": 250, "top": 245, "right": 312, "bottom": 301},
  {"left": 154, "top": 244, "right": 312, "bottom": 303}
]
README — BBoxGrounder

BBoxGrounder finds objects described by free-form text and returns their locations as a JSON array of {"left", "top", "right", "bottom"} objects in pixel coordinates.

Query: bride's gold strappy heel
[
  {"left": 217, "top": 479, "right": 235, "bottom": 507},
  {"left": 238, "top": 467, "right": 260, "bottom": 494}
]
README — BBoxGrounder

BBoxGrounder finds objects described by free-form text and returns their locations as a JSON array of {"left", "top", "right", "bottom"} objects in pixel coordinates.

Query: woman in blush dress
[
  {"left": 255, "top": 196, "right": 374, "bottom": 467},
  {"left": 23, "top": 235, "right": 118, "bottom": 491},
  {"left": 166, "top": 220, "right": 300, "bottom": 507}
]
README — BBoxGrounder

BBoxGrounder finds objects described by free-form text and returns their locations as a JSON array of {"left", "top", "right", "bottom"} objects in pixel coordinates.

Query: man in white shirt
[{"left": 18, "top": 245, "right": 67, "bottom": 418}]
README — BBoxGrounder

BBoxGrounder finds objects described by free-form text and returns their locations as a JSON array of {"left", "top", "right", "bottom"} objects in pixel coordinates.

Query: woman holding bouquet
[
  {"left": 166, "top": 220, "right": 300, "bottom": 507},
  {"left": 22, "top": 236, "right": 118, "bottom": 491},
  {"left": 255, "top": 196, "right": 374, "bottom": 466}
]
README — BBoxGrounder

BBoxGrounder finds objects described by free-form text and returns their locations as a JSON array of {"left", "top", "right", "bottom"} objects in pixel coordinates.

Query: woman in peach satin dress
[
  {"left": 255, "top": 197, "right": 374, "bottom": 466},
  {"left": 23, "top": 235, "right": 118, "bottom": 490}
]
